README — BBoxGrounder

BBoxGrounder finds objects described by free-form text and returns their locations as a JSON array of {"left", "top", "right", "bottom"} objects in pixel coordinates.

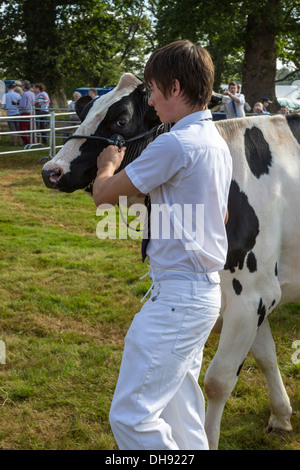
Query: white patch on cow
[
  {"left": 43, "top": 73, "right": 142, "bottom": 174},
  {"left": 210, "top": 91, "right": 230, "bottom": 111}
]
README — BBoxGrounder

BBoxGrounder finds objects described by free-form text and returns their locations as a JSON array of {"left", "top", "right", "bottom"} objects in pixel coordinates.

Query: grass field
[{"left": 0, "top": 144, "right": 299, "bottom": 450}]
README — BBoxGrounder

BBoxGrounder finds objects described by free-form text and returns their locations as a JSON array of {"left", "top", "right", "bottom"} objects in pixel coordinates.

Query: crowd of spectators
[
  {"left": 218, "top": 82, "right": 292, "bottom": 119},
  {"left": 1, "top": 80, "right": 50, "bottom": 146},
  {"left": 0, "top": 81, "right": 94, "bottom": 146}
]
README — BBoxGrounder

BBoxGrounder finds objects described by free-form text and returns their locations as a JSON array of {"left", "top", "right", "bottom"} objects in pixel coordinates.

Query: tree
[
  {"left": 242, "top": 0, "right": 299, "bottom": 110},
  {"left": 152, "top": 0, "right": 300, "bottom": 110},
  {"left": 0, "top": 0, "right": 153, "bottom": 105}
]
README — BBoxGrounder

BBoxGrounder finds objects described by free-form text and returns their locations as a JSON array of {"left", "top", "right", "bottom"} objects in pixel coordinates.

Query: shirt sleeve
[
  {"left": 237, "top": 94, "right": 245, "bottom": 106},
  {"left": 125, "top": 132, "right": 187, "bottom": 194}
]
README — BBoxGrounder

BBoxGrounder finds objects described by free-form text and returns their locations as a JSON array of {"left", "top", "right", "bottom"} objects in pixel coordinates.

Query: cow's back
[{"left": 215, "top": 114, "right": 300, "bottom": 307}]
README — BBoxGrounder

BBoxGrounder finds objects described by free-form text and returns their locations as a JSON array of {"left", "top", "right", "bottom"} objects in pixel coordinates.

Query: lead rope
[{"left": 139, "top": 263, "right": 152, "bottom": 303}]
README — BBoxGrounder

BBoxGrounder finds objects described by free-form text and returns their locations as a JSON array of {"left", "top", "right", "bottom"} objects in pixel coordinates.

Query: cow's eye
[{"left": 116, "top": 119, "right": 127, "bottom": 127}]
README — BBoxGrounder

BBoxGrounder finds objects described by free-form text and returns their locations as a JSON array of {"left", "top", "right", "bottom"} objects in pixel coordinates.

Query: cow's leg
[
  {"left": 204, "top": 298, "right": 259, "bottom": 450},
  {"left": 250, "top": 318, "right": 293, "bottom": 433}
]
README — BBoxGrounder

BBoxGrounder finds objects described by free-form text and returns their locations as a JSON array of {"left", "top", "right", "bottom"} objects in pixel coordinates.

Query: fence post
[
  {"left": 30, "top": 106, "right": 35, "bottom": 145},
  {"left": 50, "top": 111, "right": 56, "bottom": 158}
]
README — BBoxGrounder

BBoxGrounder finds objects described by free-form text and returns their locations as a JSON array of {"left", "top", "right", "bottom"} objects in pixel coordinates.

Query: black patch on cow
[
  {"left": 275, "top": 262, "right": 278, "bottom": 276},
  {"left": 257, "top": 298, "right": 266, "bottom": 327},
  {"left": 224, "top": 180, "right": 260, "bottom": 273},
  {"left": 232, "top": 278, "right": 243, "bottom": 295},
  {"left": 269, "top": 299, "right": 276, "bottom": 310},
  {"left": 244, "top": 126, "right": 272, "bottom": 179},
  {"left": 75, "top": 95, "right": 94, "bottom": 121},
  {"left": 286, "top": 114, "right": 300, "bottom": 145},
  {"left": 246, "top": 251, "right": 257, "bottom": 273},
  {"left": 237, "top": 359, "right": 246, "bottom": 377}
]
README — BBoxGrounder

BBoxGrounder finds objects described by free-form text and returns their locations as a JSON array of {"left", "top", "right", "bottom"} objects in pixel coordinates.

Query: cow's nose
[{"left": 41, "top": 167, "right": 63, "bottom": 188}]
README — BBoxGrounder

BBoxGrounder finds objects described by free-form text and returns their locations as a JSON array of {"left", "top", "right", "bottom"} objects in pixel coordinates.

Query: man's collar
[{"left": 171, "top": 109, "right": 212, "bottom": 130}]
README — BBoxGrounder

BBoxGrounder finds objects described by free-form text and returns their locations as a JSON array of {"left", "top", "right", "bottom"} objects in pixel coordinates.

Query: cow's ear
[
  {"left": 143, "top": 106, "right": 161, "bottom": 127},
  {"left": 137, "top": 82, "right": 148, "bottom": 95},
  {"left": 75, "top": 95, "right": 93, "bottom": 121}
]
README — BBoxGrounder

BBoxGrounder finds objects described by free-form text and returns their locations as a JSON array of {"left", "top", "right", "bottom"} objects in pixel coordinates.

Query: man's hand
[
  {"left": 93, "top": 145, "right": 140, "bottom": 207},
  {"left": 97, "top": 145, "right": 126, "bottom": 174},
  {"left": 223, "top": 90, "right": 233, "bottom": 98}
]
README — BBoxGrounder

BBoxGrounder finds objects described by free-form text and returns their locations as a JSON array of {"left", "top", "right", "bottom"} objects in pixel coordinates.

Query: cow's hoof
[
  {"left": 264, "top": 416, "right": 293, "bottom": 434},
  {"left": 264, "top": 425, "right": 287, "bottom": 435}
]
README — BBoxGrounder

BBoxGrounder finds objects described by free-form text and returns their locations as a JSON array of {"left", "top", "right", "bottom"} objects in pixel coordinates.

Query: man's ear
[{"left": 172, "top": 79, "right": 181, "bottom": 96}]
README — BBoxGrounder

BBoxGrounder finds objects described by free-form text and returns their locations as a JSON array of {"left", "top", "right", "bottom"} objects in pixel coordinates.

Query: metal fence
[
  {"left": 0, "top": 108, "right": 80, "bottom": 161},
  {"left": 1, "top": 108, "right": 285, "bottom": 163}
]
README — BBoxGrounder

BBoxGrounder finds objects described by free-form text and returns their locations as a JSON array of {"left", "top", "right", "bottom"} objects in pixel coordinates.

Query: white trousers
[{"left": 109, "top": 279, "right": 220, "bottom": 450}]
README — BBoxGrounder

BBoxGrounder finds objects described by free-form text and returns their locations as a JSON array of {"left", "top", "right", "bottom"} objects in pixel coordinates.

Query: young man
[
  {"left": 222, "top": 81, "right": 245, "bottom": 118},
  {"left": 93, "top": 40, "right": 232, "bottom": 450}
]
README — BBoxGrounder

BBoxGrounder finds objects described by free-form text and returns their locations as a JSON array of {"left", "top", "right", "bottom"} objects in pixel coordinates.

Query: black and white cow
[{"left": 42, "top": 73, "right": 299, "bottom": 449}]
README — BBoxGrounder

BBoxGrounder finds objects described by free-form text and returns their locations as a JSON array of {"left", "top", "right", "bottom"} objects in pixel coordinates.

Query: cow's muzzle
[{"left": 41, "top": 167, "right": 63, "bottom": 189}]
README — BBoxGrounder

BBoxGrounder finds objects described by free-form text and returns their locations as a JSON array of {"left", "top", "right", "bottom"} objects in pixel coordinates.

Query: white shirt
[
  {"left": 125, "top": 109, "right": 232, "bottom": 282},
  {"left": 222, "top": 93, "right": 245, "bottom": 119}
]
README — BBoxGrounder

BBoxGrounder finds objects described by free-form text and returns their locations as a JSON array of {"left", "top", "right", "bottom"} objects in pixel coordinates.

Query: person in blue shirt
[
  {"left": 2, "top": 84, "right": 21, "bottom": 146},
  {"left": 18, "top": 80, "right": 35, "bottom": 145},
  {"left": 33, "top": 83, "right": 50, "bottom": 144}
]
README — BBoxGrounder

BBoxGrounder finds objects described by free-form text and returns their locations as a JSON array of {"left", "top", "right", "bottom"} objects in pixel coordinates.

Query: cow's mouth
[
  {"left": 42, "top": 165, "right": 96, "bottom": 194},
  {"left": 41, "top": 167, "right": 63, "bottom": 189}
]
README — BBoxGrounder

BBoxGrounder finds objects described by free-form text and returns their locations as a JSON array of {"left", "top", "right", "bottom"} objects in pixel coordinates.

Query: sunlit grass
[{"left": 0, "top": 148, "right": 299, "bottom": 450}]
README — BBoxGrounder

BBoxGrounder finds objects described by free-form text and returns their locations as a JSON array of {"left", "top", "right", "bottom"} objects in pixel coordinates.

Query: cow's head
[
  {"left": 41, "top": 73, "right": 230, "bottom": 194},
  {"left": 210, "top": 91, "right": 230, "bottom": 111},
  {"left": 42, "top": 73, "right": 163, "bottom": 193}
]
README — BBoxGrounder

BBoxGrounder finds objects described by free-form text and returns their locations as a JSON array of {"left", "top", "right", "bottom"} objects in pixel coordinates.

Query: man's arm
[
  {"left": 223, "top": 90, "right": 243, "bottom": 104},
  {"left": 93, "top": 145, "right": 140, "bottom": 207},
  {"left": 225, "top": 208, "right": 229, "bottom": 225}
]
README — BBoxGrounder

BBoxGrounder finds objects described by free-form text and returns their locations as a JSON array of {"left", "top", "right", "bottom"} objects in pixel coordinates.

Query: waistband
[
  {"left": 150, "top": 268, "right": 220, "bottom": 284},
  {"left": 150, "top": 279, "right": 221, "bottom": 308},
  {"left": 140, "top": 266, "right": 220, "bottom": 302}
]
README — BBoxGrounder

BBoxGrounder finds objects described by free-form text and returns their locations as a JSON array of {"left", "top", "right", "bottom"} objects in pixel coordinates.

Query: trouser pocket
[{"left": 172, "top": 307, "right": 219, "bottom": 360}]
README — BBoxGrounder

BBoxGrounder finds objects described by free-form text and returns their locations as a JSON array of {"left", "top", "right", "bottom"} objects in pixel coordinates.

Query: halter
[
  {"left": 64, "top": 123, "right": 168, "bottom": 150},
  {"left": 65, "top": 121, "right": 171, "bottom": 176}
]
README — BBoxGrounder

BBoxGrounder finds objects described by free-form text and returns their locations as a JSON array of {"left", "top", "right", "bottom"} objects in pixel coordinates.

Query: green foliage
[
  {"left": 1, "top": 0, "right": 299, "bottom": 100},
  {"left": 0, "top": 1, "right": 153, "bottom": 97},
  {"left": 152, "top": 0, "right": 300, "bottom": 91}
]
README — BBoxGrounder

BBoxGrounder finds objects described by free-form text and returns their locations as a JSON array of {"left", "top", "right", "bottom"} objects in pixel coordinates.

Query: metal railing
[
  {"left": 1, "top": 108, "right": 291, "bottom": 162},
  {"left": 0, "top": 107, "right": 80, "bottom": 161}
]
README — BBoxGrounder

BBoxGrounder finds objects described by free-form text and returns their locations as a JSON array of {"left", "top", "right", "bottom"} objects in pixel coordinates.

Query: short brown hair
[
  {"left": 144, "top": 40, "right": 214, "bottom": 109},
  {"left": 35, "top": 83, "right": 46, "bottom": 92}
]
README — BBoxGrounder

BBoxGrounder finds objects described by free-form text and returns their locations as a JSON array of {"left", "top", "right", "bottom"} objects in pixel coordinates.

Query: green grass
[{"left": 0, "top": 143, "right": 299, "bottom": 450}]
